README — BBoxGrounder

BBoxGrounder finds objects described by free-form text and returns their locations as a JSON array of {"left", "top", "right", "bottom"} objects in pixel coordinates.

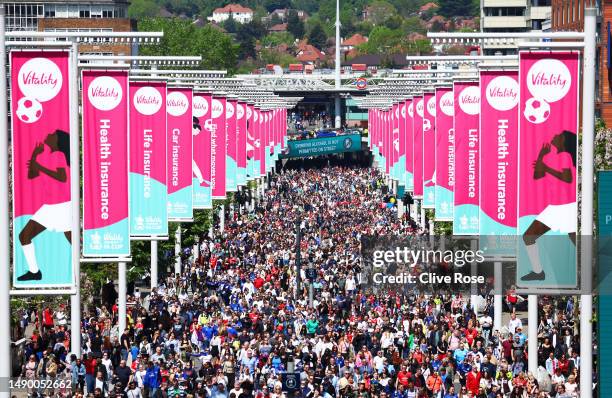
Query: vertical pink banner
[
  {"left": 517, "top": 52, "right": 578, "bottom": 285},
  {"left": 413, "top": 96, "right": 424, "bottom": 198},
  {"left": 226, "top": 99, "right": 238, "bottom": 191},
  {"left": 405, "top": 99, "right": 414, "bottom": 191},
  {"left": 393, "top": 104, "right": 400, "bottom": 181},
  {"left": 192, "top": 92, "right": 212, "bottom": 209},
  {"left": 82, "top": 70, "right": 130, "bottom": 257},
  {"left": 423, "top": 92, "right": 436, "bottom": 207},
  {"left": 210, "top": 96, "right": 226, "bottom": 199},
  {"left": 259, "top": 110, "right": 267, "bottom": 176},
  {"left": 399, "top": 101, "right": 406, "bottom": 187},
  {"left": 166, "top": 87, "right": 193, "bottom": 220},
  {"left": 11, "top": 51, "right": 72, "bottom": 286},
  {"left": 129, "top": 81, "right": 168, "bottom": 237},
  {"left": 453, "top": 81, "right": 480, "bottom": 235},
  {"left": 434, "top": 87, "right": 455, "bottom": 221},
  {"left": 384, "top": 111, "right": 390, "bottom": 175},
  {"left": 480, "top": 70, "right": 519, "bottom": 234},
  {"left": 237, "top": 101, "right": 247, "bottom": 186}
]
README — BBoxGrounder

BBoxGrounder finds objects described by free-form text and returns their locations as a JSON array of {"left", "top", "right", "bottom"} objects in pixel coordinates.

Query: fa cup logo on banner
[
  {"left": 167, "top": 91, "right": 189, "bottom": 117},
  {"left": 134, "top": 86, "right": 162, "bottom": 116},
  {"left": 458, "top": 86, "right": 480, "bottom": 116},
  {"left": 486, "top": 75, "right": 518, "bottom": 112},
  {"left": 237, "top": 104, "right": 245, "bottom": 119},
  {"left": 524, "top": 58, "right": 571, "bottom": 124},
  {"left": 439, "top": 91, "right": 454, "bottom": 117},
  {"left": 88, "top": 76, "right": 123, "bottom": 111},
  {"left": 211, "top": 99, "right": 223, "bottom": 119},
  {"left": 16, "top": 57, "right": 64, "bottom": 124}
]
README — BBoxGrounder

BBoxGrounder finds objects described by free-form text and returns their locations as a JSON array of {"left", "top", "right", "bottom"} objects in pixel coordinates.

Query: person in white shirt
[{"left": 508, "top": 312, "right": 523, "bottom": 335}]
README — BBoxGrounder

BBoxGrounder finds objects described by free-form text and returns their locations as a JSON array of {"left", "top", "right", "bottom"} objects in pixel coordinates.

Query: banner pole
[
  {"left": 494, "top": 261, "right": 503, "bottom": 333},
  {"left": 528, "top": 295, "right": 538, "bottom": 372},
  {"left": 580, "top": 8, "right": 596, "bottom": 398},
  {"left": 151, "top": 241, "right": 158, "bottom": 289},
  {"left": 118, "top": 261, "right": 126, "bottom": 335},
  {"left": 69, "top": 40, "right": 82, "bottom": 359},
  {"left": 0, "top": 4, "right": 12, "bottom": 396}
]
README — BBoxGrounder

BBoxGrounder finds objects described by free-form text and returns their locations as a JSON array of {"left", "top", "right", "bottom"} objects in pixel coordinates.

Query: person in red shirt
[
  {"left": 42, "top": 307, "right": 54, "bottom": 330},
  {"left": 466, "top": 368, "right": 481, "bottom": 395},
  {"left": 396, "top": 364, "right": 412, "bottom": 388}
]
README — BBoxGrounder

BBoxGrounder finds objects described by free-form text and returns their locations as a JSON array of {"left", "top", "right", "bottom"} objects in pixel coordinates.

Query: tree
[
  {"left": 264, "top": 0, "right": 291, "bottom": 12},
  {"left": 438, "top": 0, "right": 477, "bottom": 17},
  {"left": 223, "top": 14, "right": 238, "bottom": 34},
  {"left": 366, "top": 0, "right": 397, "bottom": 25},
  {"left": 358, "top": 26, "right": 403, "bottom": 55},
  {"left": 287, "top": 10, "right": 305, "bottom": 38},
  {"left": 235, "top": 20, "right": 268, "bottom": 59},
  {"left": 138, "top": 18, "right": 239, "bottom": 73},
  {"left": 261, "top": 32, "right": 295, "bottom": 48},
  {"left": 308, "top": 22, "right": 327, "bottom": 50},
  {"left": 128, "top": 0, "right": 160, "bottom": 19}
]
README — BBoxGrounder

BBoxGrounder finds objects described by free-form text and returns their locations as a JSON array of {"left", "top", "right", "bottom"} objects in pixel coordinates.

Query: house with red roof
[
  {"left": 341, "top": 33, "right": 368, "bottom": 53},
  {"left": 208, "top": 4, "right": 253, "bottom": 24}
]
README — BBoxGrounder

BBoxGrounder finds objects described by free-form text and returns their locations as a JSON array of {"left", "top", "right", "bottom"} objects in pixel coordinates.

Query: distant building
[
  {"left": 341, "top": 54, "right": 408, "bottom": 73},
  {"left": 208, "top": 4, "right": 253, "bottom": 24},
  {"left": 4, "top": 0, "right": 133, "bottom": 56},
  {"left": 550, "top": 0, "right": 611, "bottom": 124},
  {"left": 295, "top": 41, "right": 326, "bottom": 65},
  {"left": 263, "top": 8, "right": 309, "bottom": 23},
  {"left": 341, "top": 33, "right": 368, "bottom": 53},
  {"left": 268, "top": 23, "right": 288, "bottom": 33},
  {"left": 481, "top": 0, "right": 551, "bottom": 54}
]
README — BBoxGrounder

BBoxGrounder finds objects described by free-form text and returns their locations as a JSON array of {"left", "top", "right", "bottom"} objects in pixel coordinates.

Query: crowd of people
[{"left": 14, "top": 160, "right": 588, "bottom": 398}]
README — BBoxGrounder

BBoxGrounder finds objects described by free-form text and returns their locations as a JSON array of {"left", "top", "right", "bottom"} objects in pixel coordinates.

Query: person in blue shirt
[
  {"left": 453, "top": 343, "right": 469, "bottom": 364},
  {"left": 143, "top": 361, "right": 161, "bottom": 397},
  {"left": 443, "top": 386, "right": 458, "bottom": 398}
]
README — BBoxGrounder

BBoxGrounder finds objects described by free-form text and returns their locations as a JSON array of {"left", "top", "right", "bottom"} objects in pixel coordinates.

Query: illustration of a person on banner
[
  {"left": 521, "top": 130, "right": 577, "bottom": 281},
  {"left": 18, "top": 129, "right": 71, "bottom": 281}
]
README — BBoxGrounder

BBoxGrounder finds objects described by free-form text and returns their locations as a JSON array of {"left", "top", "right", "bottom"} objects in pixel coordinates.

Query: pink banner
[
  {"left": 237, "top": 101, "right": 247, "bottom": 185},
  {"left": 211, "top": 96, "right": 227, "bottom": 199},
  {"left": 434, "top": 87, "right": 454, "bottom": 221},
  {"left": 413, "top": 96, "right": 424, "bottom": 198},
  {"left": 399, "top": 101, "right": 406, "bottom": 185},
  {"left": 226, "top": 99, "right": 238, "bottom": 191},
  {"left": 480, "top": 70, "right": 519, "bottom": 234},
  {"left": 82, "top": 70, "right": 130, "bottom": 257},
  {"left": 129, "top": 81, "right": 168, "bottom": 237},
  {"left": 453, "top": 81, "right": 480, "bottom": 235},
  {"left": 517, "top": 52, "right": 579, "bottom": 285},
  {"left": 259, "top": 109, "right": 266, "bottom": 176},
  {"left": 192, "top": 92, "right": 212, "bottom": 208},
  {"left": 405, "top": 99, "right": 414, "bottom": 191},
  {"left": 11, "top": 51, "right": 72, "bottom": 286},
  {"left": 423, "top": 92, "right": 436, "bottom": 207},
  {"left": 166, "top": 87, "right": 193, "bottom": 220}
]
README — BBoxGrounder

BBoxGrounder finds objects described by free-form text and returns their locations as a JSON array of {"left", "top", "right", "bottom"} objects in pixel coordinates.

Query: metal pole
[
  {"left": 295, "top": 219, "right": 301, "bottom": 299},
  {"left": 580, "top": 8, "right": 596, "bottom": 398},
  {"left": 494, "top": 261, "right": 503, "bottom": 333},
  {"left": 334, "top": 95, "right": 341, "bottom": 129},
  {"left": 118, "top": 262, "right": 127, "bottom": 335},
  {"left": 174, "top": 226, "right": 181, "bottom": 275},
  {"left": 0, "top": 4, "right": 11, "bottom": 393},
  {"left": 69, "top": 40, "right": 82, "bottom": 358},
  {"left": 470, "top": 240, "right": 478, "bottom": 314},
  {"left": 309, "top": 269, "right": 314, "bottom": 308},
  {"left": 420, "top": 201, "right": 426, "bottom": 230},
  {"left": 150, "top": 241, "right": 158, "bottom": 289},
  {"left": 219, "top": 204, "right": 225, "bottom": 233},
  {"left": 334, "top": 0, "right": 341, "bottom": 91},
  {"left": 528, "top": 295, "right": 538, "bottom": 372}
]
